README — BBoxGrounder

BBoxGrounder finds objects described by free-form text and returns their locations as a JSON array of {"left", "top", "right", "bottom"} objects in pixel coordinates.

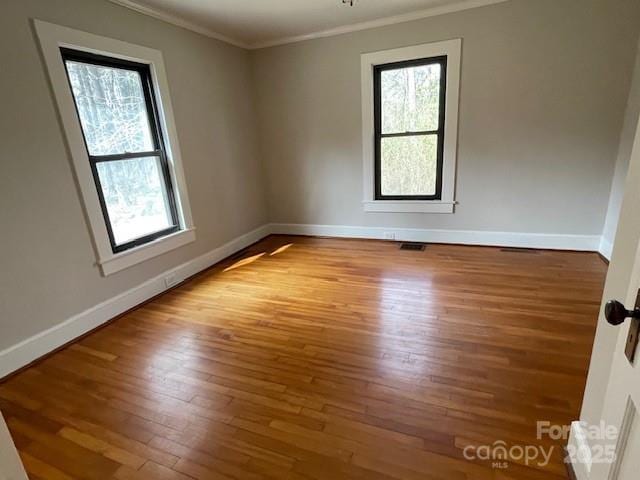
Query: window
[
  {"left": 35, "top": 21, "right": 195, "bottom": 275},
  {"left": 61, "top": 49, "right": 180, "bottom": 252},
  {"left": 362, "top": 40, "right": 461, "bottom": 213},
  {"left": 374, "top": 56, "right": 447, "bottom": 200}
]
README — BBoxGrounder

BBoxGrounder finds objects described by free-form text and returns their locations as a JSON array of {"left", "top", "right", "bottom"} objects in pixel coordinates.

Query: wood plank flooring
[{"left": 0, "top": 235, "right": 607, "bottom": 480}]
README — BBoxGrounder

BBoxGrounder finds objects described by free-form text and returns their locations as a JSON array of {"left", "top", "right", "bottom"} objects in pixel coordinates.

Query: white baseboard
[
  {"left": 0, "top": 224, "right": 270, "bottom": 379},
  {"left": 270, "top": 223, "right": 601, "bottom": 251},
  {"left": 0, "top": 222, "right": 605, "bottom": 379},
  {"left": 599, "top": 236, "right": 613, "bottom": 261},
  {"left": 568, "top": 421, "right": 592, "bottom": 480}
]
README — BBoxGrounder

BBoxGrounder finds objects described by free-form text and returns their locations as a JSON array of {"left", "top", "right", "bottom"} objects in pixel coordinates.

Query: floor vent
[
  {"left": 500, "top": 247, "right": 541, "bottom": 254},
  {"left": 400, "top": 242, "right": 426, "bottom": 251}
]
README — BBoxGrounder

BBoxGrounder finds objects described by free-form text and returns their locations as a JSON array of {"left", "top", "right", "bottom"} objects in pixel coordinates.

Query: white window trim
[
  {"left": 361, "top": 39, "right": 461, "bottom": 214},
  {"left": 34, "top": 20, "right": 195, "bottom": 276}
]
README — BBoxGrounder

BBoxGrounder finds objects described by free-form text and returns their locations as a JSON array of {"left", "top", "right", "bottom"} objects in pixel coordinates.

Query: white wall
[
  {"left": 0, "top": 0, "right": 267, "bottom": 352},
  {"left": 600, "top": 42, "right": 640, "bottom": 259},
  {"left": 251, "top": 0, "right": 640, "bottom": 240}
]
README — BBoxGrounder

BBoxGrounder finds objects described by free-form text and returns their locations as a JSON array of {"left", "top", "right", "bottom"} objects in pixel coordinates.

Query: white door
[
  {"left": 0, "top": 411, "right": 28, "bottom": 480},
  {"left": 587, "top": 101, "right": 640, "bottom": 480}
]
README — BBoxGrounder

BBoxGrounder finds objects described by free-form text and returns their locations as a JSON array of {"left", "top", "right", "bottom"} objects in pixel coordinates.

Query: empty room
[{"left": 3, "top": 0, "right": 640, "bottom": 479}]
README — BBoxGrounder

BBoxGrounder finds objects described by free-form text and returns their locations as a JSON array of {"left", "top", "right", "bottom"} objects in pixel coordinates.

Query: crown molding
[
  {"left": 108, "top": 0, "right": 250, "bottom": 48},
  {"left": 250, "top": 0, "right": 510, "bottom": 49},
  {"left": 109, "top": 0, "right": 510, "bottom": 50}
]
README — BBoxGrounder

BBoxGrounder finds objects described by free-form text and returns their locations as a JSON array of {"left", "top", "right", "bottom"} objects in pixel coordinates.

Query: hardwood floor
[{"left": 0, "top": 235, "right": 607, "bottom": 480}]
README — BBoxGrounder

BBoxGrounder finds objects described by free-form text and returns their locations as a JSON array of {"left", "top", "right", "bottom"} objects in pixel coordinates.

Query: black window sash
[
  {"left": 373, "top": 56, "right": 448, "bottom": 201},
  {"left": 60, "top": 48, "right": 181, "bottom": 253}
]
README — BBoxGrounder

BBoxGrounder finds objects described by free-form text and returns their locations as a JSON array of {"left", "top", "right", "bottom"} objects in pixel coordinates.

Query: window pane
[
  {"left": 381, "top": 63, "right": 441, "bottom": 134},
  {"left": 96, "top": 156, "right": 174, "bottom": 246},
  {"left": 65, "top": 60, "right": 154, "bottom": 156},
  {"left": 380, "top": 135, "right": 438, "bottom": 196}
]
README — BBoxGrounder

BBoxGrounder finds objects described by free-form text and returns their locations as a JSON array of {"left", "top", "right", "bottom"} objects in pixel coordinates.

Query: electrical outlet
[
  {"left": 164, "top": 273, "right": 178, "bottom": 288},
  {"left": 383, "top": 232, "right": 396, "bottom": 240}
]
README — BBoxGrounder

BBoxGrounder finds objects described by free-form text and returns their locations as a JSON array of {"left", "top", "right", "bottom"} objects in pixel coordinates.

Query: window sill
[
  {"left": 99, "top": 228, "right": 196, "bottom": 276},
  {"left": 363, "top": 201, "right": 455, "bottom": 214}
]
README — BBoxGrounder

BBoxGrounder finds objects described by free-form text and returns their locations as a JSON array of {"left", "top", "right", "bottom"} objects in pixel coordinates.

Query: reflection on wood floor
[{"left": 0, "top": 235, "right": 607, "bottom": 479}]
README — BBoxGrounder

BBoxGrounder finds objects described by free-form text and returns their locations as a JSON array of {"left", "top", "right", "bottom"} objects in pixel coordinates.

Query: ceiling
[{"left": 110, "top": 0, "right": 508, "bottom": 49}]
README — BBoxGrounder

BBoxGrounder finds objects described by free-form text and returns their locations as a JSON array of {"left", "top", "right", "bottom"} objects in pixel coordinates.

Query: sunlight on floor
[
  {"left": 270, "top": 243, "right": 293, "bottom": 256},
  {"left": 223, "top": 252, "right": 265, "bottom": 272}
]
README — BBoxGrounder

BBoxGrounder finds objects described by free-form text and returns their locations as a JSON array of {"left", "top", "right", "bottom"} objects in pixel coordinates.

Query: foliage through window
[
  {"left": 374, "top": 56, "right": 447, "bottom": 200},
  {"left": 62, "top": 49, "right": 179, "bottom": 252}
]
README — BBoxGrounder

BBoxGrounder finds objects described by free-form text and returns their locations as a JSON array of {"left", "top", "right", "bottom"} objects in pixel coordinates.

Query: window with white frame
[
  {"left": 361, "top": 39, "right": 461, "bottom": 213},
  {"left": 35, "top": 21, "right": 195, "bottom": 275}
]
